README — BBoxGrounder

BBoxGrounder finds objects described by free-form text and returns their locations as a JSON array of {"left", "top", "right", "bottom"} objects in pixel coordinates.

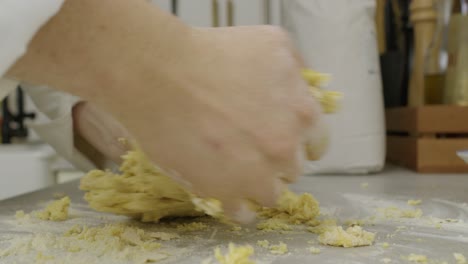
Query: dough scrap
[
  {"left": 256, "top": 218, "right": 292, "bottom": 232},
  {"left": 454, "top": 253, "right": 467, "bottom": 264},
  {"left": 408, "top": 200, "right": 422, "bottom": 206},
  {"left": 309, "top": 247, "right": 321, "bottom": 254},
  {"left": 34, "top": 196, "right": 71, "bottom": 221},
  {"left": 269, "top": 242, "right": 288, "bottom": 255},
  {"left": 378, "top": 206, "right": 423, "bottom": 219},
  {"left": 257, "top": 190, "right": 320, "bottom": 225},
  {"left": 15, "top": 197, "right": 71, "bottom": 222},
  {"left": 175, "top": 222, "right": 208, "bottom": 232},
  {"left": 1, "top": 223, "right": 169, "bottom": 263},
  {"left": 213, "top": 243, "right": 256, "bottom": 264},
  {"left": 406, "top": 254, "right": 428, "bottom": 263},
  {"left": 256, "top": 240, "right": 269, "bottom": 248},
  {"left": 318, "top": 225, "right": 375, "bottom": 248}
]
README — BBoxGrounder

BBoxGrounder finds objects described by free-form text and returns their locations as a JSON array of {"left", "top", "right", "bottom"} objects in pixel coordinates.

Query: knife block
[{"left": 386, "top": 105, "right": 468, "bottom": 173}]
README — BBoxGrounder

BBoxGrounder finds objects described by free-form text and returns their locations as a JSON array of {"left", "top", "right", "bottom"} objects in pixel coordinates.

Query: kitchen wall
[{"left": 150, "top": 0, "right": 282, "bottom": 26}]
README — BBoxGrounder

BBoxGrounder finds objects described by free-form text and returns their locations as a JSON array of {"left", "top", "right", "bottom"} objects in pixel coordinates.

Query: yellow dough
[
  {"left": 318, "top": 225, "right": 375, "bottom": 248},
  {"left": 34, "top": 196, "right": 71, "bottom": 221},
  {"left": 406, "top": 254, "right": 428, "bottom": 263},
  {"left": 454, "top": 253, "right": 467, "bottom": 264},
  {"left": 80, "top": 150, "right": 203, "bottom": 223},
  {"left": 15, "top": 196, "right": 71, "bottom": 222},
  {"left": 213, "top": 243, "right": 256, "bottom": 264}
]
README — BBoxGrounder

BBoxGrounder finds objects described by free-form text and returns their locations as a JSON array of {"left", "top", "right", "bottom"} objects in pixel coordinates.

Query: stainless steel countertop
[{"left": 1, "top": 165, "right": 467, "bottom": 263}]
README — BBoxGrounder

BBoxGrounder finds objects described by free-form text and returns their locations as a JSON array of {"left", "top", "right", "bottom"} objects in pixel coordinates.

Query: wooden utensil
[{"left": 408, "top": 0, "right": 437, "bottom": 106}]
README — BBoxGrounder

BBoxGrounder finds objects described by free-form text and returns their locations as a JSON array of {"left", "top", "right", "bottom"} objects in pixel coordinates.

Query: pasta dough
[
  {"left": 80, "top": 150, "right": 203, "bottom": 223},
  {"left": 318, "top": 225, "right": 375, "bottom": 248}
]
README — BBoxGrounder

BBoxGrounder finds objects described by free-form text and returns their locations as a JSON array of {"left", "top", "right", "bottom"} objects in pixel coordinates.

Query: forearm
[{"left": 6, "top": 0, "right": 192, "bottom": 118}]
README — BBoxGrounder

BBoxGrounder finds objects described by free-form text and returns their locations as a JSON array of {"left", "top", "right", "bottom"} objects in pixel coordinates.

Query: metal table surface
[{"left": 1, "top": 165, "right": 467, "bottom": 263}]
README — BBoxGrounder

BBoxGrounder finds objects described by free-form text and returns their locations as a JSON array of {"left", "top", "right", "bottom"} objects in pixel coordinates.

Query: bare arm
[{"left": 5, "top": 0, "right": 326, "bottom": 223}]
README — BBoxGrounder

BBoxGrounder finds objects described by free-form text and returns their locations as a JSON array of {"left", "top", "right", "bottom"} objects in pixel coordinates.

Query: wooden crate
[{"left": 386, "top": 105, "right": 468, "bottom": 173}]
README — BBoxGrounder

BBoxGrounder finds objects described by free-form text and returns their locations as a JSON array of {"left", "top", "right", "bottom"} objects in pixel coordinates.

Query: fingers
[
  {"left": 221, "top": 198, "right": 257, "bottom": 224},
  {"left": 303, "top": 116, "right": 329, "bottom": 161}
]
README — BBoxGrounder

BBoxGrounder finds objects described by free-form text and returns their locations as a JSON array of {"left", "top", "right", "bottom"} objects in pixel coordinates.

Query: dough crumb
[
  {"left": 454, "top": 253, "right": 467, "bottom": 264},
  {"left": 378, "top": 206, "right": 423, "bottom": 219},
  {"left": 34, "top": 196, "right": 71, "bottom": 221},
  {"left": 214, "top": 243, "right": 256, "bottom": 264},
  {"left": 256, "top": 240, "right": 269, "bottom": 248},
  {"left": 176, "top": 222, "right": 208, "bottom": 232},
  {"left": 257, "top": 190, "right": 320, "bottom": 225},
  {"left": 230, "top": 226, "right": 242, "bottom": 232},
  {"left": 381, "top": 242, "right": 390, "bottom": 248},
  {"left": 361, "top": 182, "right": 369, "bottom": 188},
  {"left": 309, "top": 247, "right": 321, "bottom": 254},
  {"left": 307, "top": 219, "right": 337, "bottom": 234},
  {"left": 36, "top": 251, "right": 55, "bottom": 262},
  {"left": 15, "top": 210, "right": 29, "bottom": 220},
  {"left": 1, "top": 223, "right": 168, "bottom": 263},
  {"left": 147, "top": 231, "right": 180, "bottom": 241},
  {"left": 406, "top": 254, "right": 428, "bottom": 263},
  {"left": 318, "top": 225, "right": 375, "bottom": 248},
  {"left": 53, "top": 192, "right": 67, "bottom": 199},
  {"left": 256, "top": 219, "right": 292, "bottom": 232},
  {"left": 381, "top": 258, "right": 392, "bottom": 263},
  {"left": 269, "top": 242, "right": 288, "bottom": 255},
  {"left": 407, "top": 199, "right": 422, "bottom": 206}
]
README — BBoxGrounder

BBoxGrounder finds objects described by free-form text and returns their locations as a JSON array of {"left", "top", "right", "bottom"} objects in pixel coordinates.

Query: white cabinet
[{"left": 0, "top": 144, "right": 55, "bottom": 200}]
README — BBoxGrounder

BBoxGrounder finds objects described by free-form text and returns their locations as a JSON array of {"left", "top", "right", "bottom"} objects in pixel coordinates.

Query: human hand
[{"left": 133, "top": 25, "right": 327, "bottom": 223}]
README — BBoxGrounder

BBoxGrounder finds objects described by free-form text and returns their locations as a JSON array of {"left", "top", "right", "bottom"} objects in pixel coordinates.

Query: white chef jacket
[{"left": 0, "top": 0, "right": 100, "bottom": 172}]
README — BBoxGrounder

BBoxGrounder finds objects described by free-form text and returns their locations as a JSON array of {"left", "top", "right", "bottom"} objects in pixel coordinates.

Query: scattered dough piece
[
  {"left": 361, "top": 182, "right": 369, "bottom": 188},
  {"left": 34, "top": 196, "right": 71, "bottom": 221},
  {"left": 147, "top": 231, "right": 179, "bottom": 241},
  {"left": 309, "top": 247, "right": 321, "bottom": 254},
  {"left": 407, "top": 200, "right": 422, "bottom": 206},
  {"left": 36, "top": 252, "right": 54, "bottom": 263},
  {"left": 381, "top": 258, "right": 392, "bottom": 263},
  {"left": 214, "top": 243, "right": 256, "bottom": 264},
  {"left": 176, "top": 222, "right": 208, "bottom": 232},
  {"left": 1, "top": 223, "right": 168, "bottom": 263},
  {"left": 318, "top": 225, "right": 375, "bottom": 248},
  {"left": 378, "top": 207, "right": 423, "bottom": 219},
  {"left": 308, "top": 219, "right": 338, "bottom": 234},
  {"left": 256, "top": 219, "right": 292, "bottom": 232},
  {"left": 381, "top": 242, "right": 390, "bottom": 249},
  {"left": 257, "top": 190, "right": 320, "bottom": 225},
  {"left": 256, "top": 240, "right": 269, "bottom": 249},
  {"left": 406, "top": 254, "right": 428, "bottom": 263},
  {"left": 15, "top": 210, "right": 29, "bottom": 220},
  {"left": 454, "top": 253, "right": 467, "bottom": 264},
  {"left": 269, "top": 242, "right": 288, "bottom": 255}
]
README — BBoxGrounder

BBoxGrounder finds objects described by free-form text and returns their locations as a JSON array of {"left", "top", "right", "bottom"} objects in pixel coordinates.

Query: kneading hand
[{"left": 137, "top": 26, "right": 327, "bottom": 223}]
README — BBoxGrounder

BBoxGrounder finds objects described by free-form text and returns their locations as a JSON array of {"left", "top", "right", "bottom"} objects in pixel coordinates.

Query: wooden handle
[
  {"left": 408, "top": 0, "right": 437, "bottom": 106},
  {"left": 212, "top": 0, "right": 219, "bottom": 27},
  {"left": 375, "top": 0, "right": 387, "bottom": 54}
]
